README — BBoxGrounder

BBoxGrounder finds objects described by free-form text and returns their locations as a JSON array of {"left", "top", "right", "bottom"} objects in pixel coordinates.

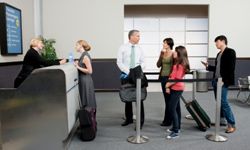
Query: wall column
[{"left": 34, "top": 0, "right": 42, "bottom": 37}]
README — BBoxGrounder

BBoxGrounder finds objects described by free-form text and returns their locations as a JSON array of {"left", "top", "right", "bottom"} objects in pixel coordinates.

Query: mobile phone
[{"left": 201, "top": 61, "right": 207, "bottom": 66}]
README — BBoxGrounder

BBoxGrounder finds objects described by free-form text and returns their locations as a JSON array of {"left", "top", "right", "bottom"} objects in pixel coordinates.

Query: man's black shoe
[{"left": 121, "top": 120, "right": 133, "bottom": 126}]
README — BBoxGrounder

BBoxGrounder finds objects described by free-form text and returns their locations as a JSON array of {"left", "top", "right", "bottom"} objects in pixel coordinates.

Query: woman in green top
[{"left": 157, "top": 38, "right": 174, "bottom": 126}]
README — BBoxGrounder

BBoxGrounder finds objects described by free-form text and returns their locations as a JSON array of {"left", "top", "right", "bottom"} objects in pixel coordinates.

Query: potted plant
[{"left": 40, "top": 36, "right": 58, "bottom": 61}]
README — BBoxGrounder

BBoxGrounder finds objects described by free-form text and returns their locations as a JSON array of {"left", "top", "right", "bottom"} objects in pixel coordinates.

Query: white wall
[
  {"left": 0, "top": 0, "right": 34, "bottom": 62},
  {"left": 126, "top": 0, "right": 250, "bottom": 58},
  {"left": 124, "top": 6, "right": 209, "bottom": 72},
  {"left": 41, "top": 0, "right": 250, "bottom": 59},
  {"left": 42, "top": 0, "right": 124, "bottom": 59},
  {"left": 1, "top": 0, "right": 249, "bottom": 62},
  {"left": 208, "top": 0, "right": 250, "bottom": 57}
]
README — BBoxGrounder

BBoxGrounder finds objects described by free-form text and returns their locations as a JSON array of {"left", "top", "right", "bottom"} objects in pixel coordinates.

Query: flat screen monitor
[{"left": 0, "top": 3, "right": 23, "bottom": 55}]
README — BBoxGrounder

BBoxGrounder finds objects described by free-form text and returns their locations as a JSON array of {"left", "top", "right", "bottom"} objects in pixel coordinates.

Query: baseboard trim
[{"left": 95, "top": 89, "right": 119, "bottom": 92}]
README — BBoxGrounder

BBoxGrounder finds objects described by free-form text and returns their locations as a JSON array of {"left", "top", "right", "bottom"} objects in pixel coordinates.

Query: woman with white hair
[{"left": 14, "top": 37, "right": 66, "bottom": 88}]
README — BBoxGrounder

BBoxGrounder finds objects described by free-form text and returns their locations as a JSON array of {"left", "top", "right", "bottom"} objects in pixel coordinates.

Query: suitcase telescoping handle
[
  {"left": 181, "top": 70, "right": 197, "bottom": 105},
  {"left": 192, "top": 70, "right": 197, "bottom": 100},
  {"left": 180, "top": 95, "right": 188, "bottom": 105}
]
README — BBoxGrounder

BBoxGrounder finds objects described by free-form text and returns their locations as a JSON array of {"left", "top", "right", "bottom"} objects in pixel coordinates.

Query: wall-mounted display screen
[{"left": 0, "top": 3, "right": 23, "bottom": 55}]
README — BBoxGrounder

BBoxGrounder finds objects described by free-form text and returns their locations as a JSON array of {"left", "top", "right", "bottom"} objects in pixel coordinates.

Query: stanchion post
[
  {"left": 206, "top": 78, "right": 228, "bottom": 142},
  {"left": 136, "top": 78, "right": 141, "bottom": 141},
  {"left": 127, "top": 78, "right": 149, "bottom": 144},
  {"left": 0, "top": 114, "right": 2, "bottom": 150},
  {"left": 215, "top": 78, "right": 221, "bottom": 136}
]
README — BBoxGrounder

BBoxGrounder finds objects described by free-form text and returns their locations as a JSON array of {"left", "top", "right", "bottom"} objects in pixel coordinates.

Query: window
[{"left": 124, "top": 17, "right": 208, "bottom": 79}]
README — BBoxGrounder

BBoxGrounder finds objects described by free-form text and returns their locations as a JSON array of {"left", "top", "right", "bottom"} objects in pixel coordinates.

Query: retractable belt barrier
[
  {"left": 166, "top": 78, "right": 213, "bottom": 82},
  {"left": 127, "top": 70, "right": 227, "bottom": 144},
  {"left": 127, "top": 78, "right": 149, "bottom": 144},
  {"left": 166, "top": 71, "right": 227, "bottom": 142}
]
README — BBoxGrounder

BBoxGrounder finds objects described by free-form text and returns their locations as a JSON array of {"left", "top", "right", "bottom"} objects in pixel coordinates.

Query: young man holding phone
[{"left": 201, "top": 35, "right": 236, "bottom": 133}]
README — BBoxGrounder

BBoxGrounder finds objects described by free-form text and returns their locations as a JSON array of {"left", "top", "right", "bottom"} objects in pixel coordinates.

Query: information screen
[{"left": 0, "top": 3, "right": 23, "bottom": 55}]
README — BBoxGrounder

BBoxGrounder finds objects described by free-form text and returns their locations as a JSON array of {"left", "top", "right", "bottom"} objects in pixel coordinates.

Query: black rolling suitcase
[
  {"left": 78, "top": 108, "right": 97, "bottom": 141},
  {"left": 77, "top": 94, "right": 97, "bottom": 141},
  {"left": 180, "top": 79, "right": 211, "bottom": 131}
]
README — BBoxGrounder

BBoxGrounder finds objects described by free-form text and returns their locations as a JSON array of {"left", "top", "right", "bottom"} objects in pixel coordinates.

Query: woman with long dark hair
[
  {"left": 157, "top": 38, "right": 174, "bottom": 126},
  {"left": 165, "top": 46, "right": 190, "bottom": 139}
]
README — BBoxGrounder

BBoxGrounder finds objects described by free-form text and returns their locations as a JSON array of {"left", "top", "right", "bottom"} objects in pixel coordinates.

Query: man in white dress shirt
[{"left": 117, "top": 30, "right": 145, "bottom": 128}]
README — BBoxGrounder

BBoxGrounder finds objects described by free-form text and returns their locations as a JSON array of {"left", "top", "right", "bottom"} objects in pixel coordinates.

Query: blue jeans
[
  {"left": 212, "top": 80, "right": 236, "bottom": 126},
  {"left": 160, "top": 76, "right": 172, "bottom": 125},
  {"left": 169, "top": 89, "right": 182, "bottom": 133}
]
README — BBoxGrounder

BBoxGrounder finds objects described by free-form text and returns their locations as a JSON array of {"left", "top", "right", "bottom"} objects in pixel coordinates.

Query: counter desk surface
[{"left": 0, "top": 63, "right": 80, "bottom": 150}]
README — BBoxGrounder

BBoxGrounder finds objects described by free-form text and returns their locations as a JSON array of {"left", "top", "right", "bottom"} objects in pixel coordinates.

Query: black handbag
[{"left": 119, "top": 83, "right": 147, "bottom": 103}]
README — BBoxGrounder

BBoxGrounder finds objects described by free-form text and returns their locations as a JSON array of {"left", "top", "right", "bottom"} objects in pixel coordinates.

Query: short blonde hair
[
  {"left": 77, "top": 40, "right": 91, "bottom": 51},
  {"left": 30, "top": 37, "right": 43, "bottom": 48}
]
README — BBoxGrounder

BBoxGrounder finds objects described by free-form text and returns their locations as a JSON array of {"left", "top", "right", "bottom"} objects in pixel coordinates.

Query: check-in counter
[{"left": 0, "top": 63, "right": 79, "bottom": 150}]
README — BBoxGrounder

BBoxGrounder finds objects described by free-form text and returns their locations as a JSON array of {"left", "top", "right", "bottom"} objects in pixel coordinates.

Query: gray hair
[{"left": 128, "top": 30, "right": 140, "bottom": 39}]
